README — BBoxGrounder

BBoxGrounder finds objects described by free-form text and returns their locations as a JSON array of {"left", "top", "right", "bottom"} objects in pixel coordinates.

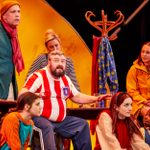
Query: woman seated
[
  {"left": 0, "top": 92, "right": 41, "bottom": 150},
  {"left": 95, "top": 92, "right": 150, "bottom": 150},
  {"left": 126, "top": 42, "right": 150, "bottom": 120}
]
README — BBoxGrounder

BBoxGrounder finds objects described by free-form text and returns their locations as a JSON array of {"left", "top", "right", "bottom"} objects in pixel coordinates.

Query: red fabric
[
  {"left": 94, "top": 110, "right": 132, "bottom": 150},
  {"left": 1, "top": 19, "right": 24, "bottom": 74},
  {"left": 90, "top": 36, "right": 102, "bottom": 135},
  {"left": 24, "top": 68, "right": 78, "bottom": 122},
  {"left": 116, "top": 119, "right": 131, "bottom": 149},
  {"left": 91, "top": 36, "right": 101, "bottom": 95},
  {"left": 94, "top": 133, "right": 101, "bottom": 150},
  {"left": 104, "top": 110, "right": 132, "bottom": 149}
]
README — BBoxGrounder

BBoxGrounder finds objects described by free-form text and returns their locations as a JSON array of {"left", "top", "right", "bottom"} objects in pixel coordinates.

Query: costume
[
  {"left": 96, "top": 110, "right": 150, "bottom": 150},
  {"left": 141, "top": 127, "right": 150, "bottom": 146},
  {"left": 0, "top": 22, "right": 17, "bottom": 99},
  {"left": 26, "top": 53, "right": 80, "bottom": 91},
  {"left": 0, "top": 0, "right": 20, "bottom": 16},
  {"left": 0, "top": 0, "right": 24, "bottom": 99},
  {"left": 24, "top": 67, "right": 92, "bottom": 150},
  {"left": 25, "top": 67, "right": 79, "bottom": 121},
  {"left": 145, "top": 129, "right": 150, "bottom": 145},
  {"left": 0, "top": 19, "right": 24, "bottom": 99},
  {"left": 126, "top": 59, "right": 150, "bottom": 117},
  {"left": 0, "top": 112, "right": 33, "bottom": 150}
]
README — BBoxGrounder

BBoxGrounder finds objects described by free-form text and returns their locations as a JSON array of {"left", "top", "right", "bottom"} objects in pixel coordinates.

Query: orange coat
[
  {"left": 0, "top": 112, "right": 33, "bottom": 150},
  {"left": 126, "top": 60, "right": 150, "bottom": 117}
]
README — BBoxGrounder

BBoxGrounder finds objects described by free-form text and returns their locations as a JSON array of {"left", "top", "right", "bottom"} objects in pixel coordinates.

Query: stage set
[{"left": 0, "top": 0, "right": 150, "bottom": 149}]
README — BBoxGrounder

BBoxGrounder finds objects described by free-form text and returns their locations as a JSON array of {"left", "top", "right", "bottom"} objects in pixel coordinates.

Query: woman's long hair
[{"left": 110, "top": 92, "right": 143, "bottom": 138}]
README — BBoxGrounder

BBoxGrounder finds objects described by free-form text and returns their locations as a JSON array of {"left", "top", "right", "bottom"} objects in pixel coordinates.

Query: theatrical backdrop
[
  {"left": 47, "top": 0, "right": 150, "bottom": 91},
  {"left": 0, "top": 0, "right": 150, "bottom": 149},
  {"left": 0, "top": 0, "right": 150, "bottom": 101}
]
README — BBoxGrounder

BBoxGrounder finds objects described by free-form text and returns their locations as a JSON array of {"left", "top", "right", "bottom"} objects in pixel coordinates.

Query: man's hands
[{"left": 97, "top": 94, "right": 111, "bottom": 101}]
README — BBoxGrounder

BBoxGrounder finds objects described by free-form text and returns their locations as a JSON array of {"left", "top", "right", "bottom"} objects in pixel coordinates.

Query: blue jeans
[{"left": 33, "top": 116, "right": 92, "bottom": 150}]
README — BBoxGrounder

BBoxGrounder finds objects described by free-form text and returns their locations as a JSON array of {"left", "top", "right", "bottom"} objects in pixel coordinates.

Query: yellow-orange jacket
[{"left": 126, "top": 59, "right": 150, "bottom": 117}]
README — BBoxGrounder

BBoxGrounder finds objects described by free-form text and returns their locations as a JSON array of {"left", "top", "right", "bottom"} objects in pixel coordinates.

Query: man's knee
[
  {"left": 81, "top": 119, "right": 90, "bottom": 128},
  {"left": 33, "top": 117, "right": 54, "bottom": 135}
]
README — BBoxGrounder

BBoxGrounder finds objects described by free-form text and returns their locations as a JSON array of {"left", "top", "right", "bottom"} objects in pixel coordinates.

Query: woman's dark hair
[
  {"left": 110, "top": 92, "right": 143, "bottom": 138},
  {"left": 137, "top": 41, "right": 150, "bottom": 65},
  {"left": 10, "top": 92, "right": 40, "bottom": 112},
  {"left": 0, "top": 92, "right": 40, "bottom": 127}
]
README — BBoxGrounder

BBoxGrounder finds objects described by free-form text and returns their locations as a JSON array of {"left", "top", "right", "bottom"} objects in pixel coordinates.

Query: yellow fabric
[
  {"left": 0, "top": 0, "right": 20, "bottom": 16},
  {"left": 9, "top": 0, "right": 92, "bottom": 105},
  {"left": 126, "top": 60, "right": 150, "bottom": 117}
]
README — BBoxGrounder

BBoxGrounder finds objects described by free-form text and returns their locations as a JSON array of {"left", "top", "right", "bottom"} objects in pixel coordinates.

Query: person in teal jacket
[{"left": 0, "top": 0, "right": 24, "bottom": 100}]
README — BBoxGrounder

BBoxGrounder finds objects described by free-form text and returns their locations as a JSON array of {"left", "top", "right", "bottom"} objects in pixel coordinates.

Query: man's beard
[{"left": 51, "top": 67, "right": 65, "bottom": 77}]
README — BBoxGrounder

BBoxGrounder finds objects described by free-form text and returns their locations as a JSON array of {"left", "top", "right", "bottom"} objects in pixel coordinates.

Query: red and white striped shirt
[{"left": 24, "top": 67, "right": 79, "bottom": 122}]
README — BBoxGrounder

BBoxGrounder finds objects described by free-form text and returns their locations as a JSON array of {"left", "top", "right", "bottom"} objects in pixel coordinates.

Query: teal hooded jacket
[{"left": 0, "top": 22, "right": 18, "bottom": 99}]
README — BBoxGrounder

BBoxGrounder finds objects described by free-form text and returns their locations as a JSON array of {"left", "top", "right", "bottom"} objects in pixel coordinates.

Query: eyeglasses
[{"left": 50, "top": 58, "right": 66, "bottom": 64}]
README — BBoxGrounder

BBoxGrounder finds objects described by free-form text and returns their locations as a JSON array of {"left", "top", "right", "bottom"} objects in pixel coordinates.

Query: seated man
[
  {"left": 26, "top": 29, "right": 80, "bottom": 91},
  {"left": 20, "top": 50, "right": 110, "bottom": 150}
]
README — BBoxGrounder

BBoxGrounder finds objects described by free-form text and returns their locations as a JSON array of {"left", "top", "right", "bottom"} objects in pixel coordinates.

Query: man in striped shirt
[
  {"left": 20, "top": 50, "right": 110, "bottom": 150},
  {"left": 26, "top": 29, "right": 80, "bottom": 91}
]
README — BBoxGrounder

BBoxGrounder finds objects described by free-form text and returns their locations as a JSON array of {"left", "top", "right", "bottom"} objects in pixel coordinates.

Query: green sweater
[{"left": 0, "top": 22, "right": 17, "bottom": 99}]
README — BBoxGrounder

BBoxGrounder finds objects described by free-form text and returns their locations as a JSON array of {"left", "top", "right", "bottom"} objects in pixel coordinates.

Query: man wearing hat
[{"left": 0, "top": 0, "right": 24, "bottom": 100}]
